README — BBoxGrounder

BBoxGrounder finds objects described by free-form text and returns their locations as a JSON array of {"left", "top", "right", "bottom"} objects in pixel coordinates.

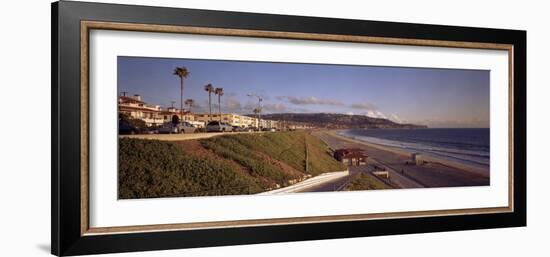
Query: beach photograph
[{"left": 117, "top": 56, "right": 490, "bottom": 199}]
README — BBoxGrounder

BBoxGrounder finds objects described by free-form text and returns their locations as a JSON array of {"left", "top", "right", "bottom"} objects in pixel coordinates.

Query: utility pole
[
  {"left": 247, "top": 93, "right": 263, "bottom": 129},
  {"left": 305, "top": 135, "right": 309, "bottom": 173},
  {"left": 121, "top": 91, "right": 128, "bottom": 97},
  {"left": 170, "top": 101, "right": 175, "bottom": 108}
]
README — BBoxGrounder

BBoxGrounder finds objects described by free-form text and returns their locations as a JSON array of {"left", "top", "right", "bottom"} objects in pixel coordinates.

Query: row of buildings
[{"left": 118, "top": 94, "right": 307, "bottom": 129}]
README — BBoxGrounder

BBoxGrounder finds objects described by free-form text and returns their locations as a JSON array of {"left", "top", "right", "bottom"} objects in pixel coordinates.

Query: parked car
[
  {"left": 119, "top": 119, "right": 146, "bottom": 135},
  {"left": 158, "top": 122, "right": 178, "bottom": 134},
  {"left": 178, "top": 122, "right": 198, "bottom": 133},
  {"left": 158, "top": 122, "right": 197, "bottom": 134},
  {"left": 261, "top": 127, "right": 277, "bottom": 132},
  {"left": 206, "top": 121, "right": 233, "bottom": 132},
  {"left": 145, "top": 127, "right": 159, "bottom": 134},
  {"left": 232, "top": 126, "right": 248, "bottom": 132}
]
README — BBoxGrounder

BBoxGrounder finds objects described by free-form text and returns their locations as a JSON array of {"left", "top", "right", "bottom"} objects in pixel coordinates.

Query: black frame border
[{"left": 52, "top": 1, "right": 526, "bottom": 256}]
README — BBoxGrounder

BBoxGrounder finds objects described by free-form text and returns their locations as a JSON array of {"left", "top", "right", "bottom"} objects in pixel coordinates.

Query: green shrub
[
  {"left": 345, "top": 173, "right": 392, "bottom": 191},
  {"left": 118, "top": 138, "right": 262, "bottom": 199},
  {"left": 119, "top": 113, "right": 147, "bottom": 129}
]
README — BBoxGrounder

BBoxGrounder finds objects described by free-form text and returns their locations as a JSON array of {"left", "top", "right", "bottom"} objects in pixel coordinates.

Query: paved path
[
  {"left": 258, "top": 171, "right": 350, "bottom": 195},
  {"left": 120, "top": 131, "right": 261, "bottom": 141},
  {"left": 297, "top": 174, "right": 352, "bottom": 192}
]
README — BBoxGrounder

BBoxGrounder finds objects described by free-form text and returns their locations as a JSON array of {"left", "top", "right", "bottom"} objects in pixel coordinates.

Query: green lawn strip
[
  {"left": 304, "top": 133, "right": 347, "bottom": 175},
  {"left": 206, "top": 131, "right": 345, "bottom": 176},
  {"left": 232, "top": 132, "right": 307, "bottom": 172}
]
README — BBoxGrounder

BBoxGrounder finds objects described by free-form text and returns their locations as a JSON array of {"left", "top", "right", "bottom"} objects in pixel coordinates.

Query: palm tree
[
  {"left": 184, "top": 99, "right": 195, "bottom": 113},
  {"left": 214, "top": 87, "right": 224, "bottom": 122},
  {"left": 204, "top": 84, "right": 214, "bottom": 121},
  {"left": 173, "top": 67, "right": 190, "bottom": 119}
]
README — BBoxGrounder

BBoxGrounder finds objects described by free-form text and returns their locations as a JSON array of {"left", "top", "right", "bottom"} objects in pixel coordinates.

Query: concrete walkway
[
  {"left": 257, "top": 170, "right": 350, "bottom": 195},
  {"left": 120, "top": 131, "right": 260, "bottom": 141}
]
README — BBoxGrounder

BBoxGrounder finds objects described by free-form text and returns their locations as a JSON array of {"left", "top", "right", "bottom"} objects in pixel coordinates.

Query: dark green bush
[
  {"left": 119, "top": 138, "right": 261, "bottom": 199},
  {"left": 119, "top": 113, "right": 147, "bottom": 129}
]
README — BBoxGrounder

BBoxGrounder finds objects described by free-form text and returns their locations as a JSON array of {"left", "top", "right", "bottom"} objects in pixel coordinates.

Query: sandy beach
[{"left": 313, "top": 130, "right": 489, "bottom": 188}]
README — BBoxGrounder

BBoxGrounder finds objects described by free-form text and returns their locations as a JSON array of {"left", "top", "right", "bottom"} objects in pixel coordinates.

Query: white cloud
[
  {"left": 279, "top": 96, "right": 344, "bottom": 106},
  {"left": 224, "top": 97, "right": 242, "bottom": 112},
  {"left": 389, "top": 114, "right": 403, "bottom": 123},
  {"left": 366, "top": 110, "right": 387, "bottom": 119},
  {"left": 350, "top": 102, "right": 377, "bottom": 110},
  {"left": 263, "top": 103, "right": 288, "bottom": 112}
]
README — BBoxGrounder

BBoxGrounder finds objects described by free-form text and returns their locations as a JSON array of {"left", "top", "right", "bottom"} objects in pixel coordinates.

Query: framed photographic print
[{"left": 51, "top": 1, "right": 526, "bottom": 256}]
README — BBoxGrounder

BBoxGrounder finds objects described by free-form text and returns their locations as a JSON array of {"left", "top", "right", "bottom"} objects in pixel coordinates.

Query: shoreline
[
  {"left": 313, "top": 130, "right": 489, "bottom": 188},
  {"left": 329, "top": 129, "right": 489, "bottom": 177}
]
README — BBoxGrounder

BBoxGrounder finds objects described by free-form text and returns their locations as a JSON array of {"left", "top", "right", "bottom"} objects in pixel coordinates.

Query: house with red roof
[{"left": 333, "top": 148, "right": 368, "bottom": 166}]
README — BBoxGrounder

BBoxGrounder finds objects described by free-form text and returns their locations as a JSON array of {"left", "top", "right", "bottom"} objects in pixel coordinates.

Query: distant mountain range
[{"left": 259, "top": 113, "right": 428, "bottom": 129}]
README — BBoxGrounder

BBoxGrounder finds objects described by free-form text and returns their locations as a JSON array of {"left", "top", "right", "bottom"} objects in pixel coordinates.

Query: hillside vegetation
[
  {"left": 260, "top": 113, "right": 427, "bottom": 129},
  {"left": 119, "top": 139, "right": 262, "bottom": 199},
  {"left": 201, "top": 131, "right": 344, "bottom": 177},
  {"left": 344, "top": 173, "right": 392, "bottom": 191},
  {"left": 119, "top": 131, "right": 345, "bottom": 199}
]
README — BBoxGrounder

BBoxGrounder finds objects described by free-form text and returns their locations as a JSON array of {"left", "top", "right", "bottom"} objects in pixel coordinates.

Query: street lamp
[{"left": 247, "top": 93, "right": 263, "bottom": 129}]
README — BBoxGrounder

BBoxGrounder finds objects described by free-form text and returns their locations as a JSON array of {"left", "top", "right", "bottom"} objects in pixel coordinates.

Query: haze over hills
[{"left": 258, "top": 113, "right": 428, "bottom": 129}]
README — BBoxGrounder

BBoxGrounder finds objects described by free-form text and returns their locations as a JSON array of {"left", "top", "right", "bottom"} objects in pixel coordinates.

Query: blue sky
[{"left": 118, "top": 56, "right": 490, "bottom": 128}]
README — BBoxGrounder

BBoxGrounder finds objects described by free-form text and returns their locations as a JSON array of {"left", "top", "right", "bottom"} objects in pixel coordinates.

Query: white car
[
  {"left": 206, "top": 121, "right": 233, "bottom": 132},
  {"left": 158, "top": 122, "right": 197, "bottom": 134}
]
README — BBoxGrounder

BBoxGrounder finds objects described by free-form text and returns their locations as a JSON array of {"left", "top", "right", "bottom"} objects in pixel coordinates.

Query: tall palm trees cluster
[{"left": 173, "top": 66, "right": 225, "bottom": 122}]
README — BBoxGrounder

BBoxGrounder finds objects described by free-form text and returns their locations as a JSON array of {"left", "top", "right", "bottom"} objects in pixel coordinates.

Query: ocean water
[{"left": 338, "top": 128, "right": 490, "bottom": 168}]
